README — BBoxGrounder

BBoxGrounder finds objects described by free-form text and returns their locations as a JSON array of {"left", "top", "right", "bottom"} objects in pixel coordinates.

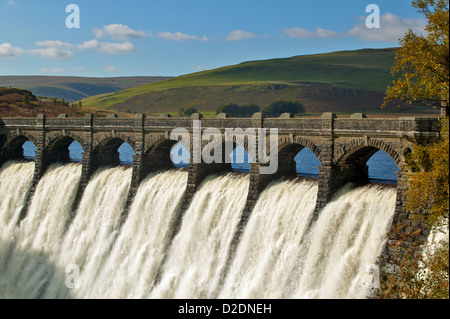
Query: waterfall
[
  {"left": 0, "top": 163, "right": 81, "bottom": 298},
  {"left": 293, "top": 183, "right": 396, "bottom": 299},
  {"left": 0, "top": 161, "right": 34, "bottom": 239},
  {"left": 85, "top": 169, "right": 188, "bottom": 298},
  {"left": 44, "top": 166, "right": 132, "bottom": 298},
  {"left": 0, "top": 160, "right": 399, "bottom": 299},
  {"left": 219, "top": 178, "right": 319, "bottom": 299},
  {"left": 219, "top": 180, "right": 396, "bottom": 299},
  {"left": 150, "top": 173, "right": 249, "bottom": 299}
]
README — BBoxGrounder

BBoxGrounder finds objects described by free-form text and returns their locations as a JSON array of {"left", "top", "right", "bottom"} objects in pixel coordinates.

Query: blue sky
[{"left": 0, "top": 0, "right": 426, "bottom": 77}]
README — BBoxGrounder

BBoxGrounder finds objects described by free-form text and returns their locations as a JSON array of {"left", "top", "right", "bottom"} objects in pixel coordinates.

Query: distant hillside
[
  {"left": 79, "top": 48, "right": 436, "bottom": 116},
  {"left": 0, "top": 86, "right": 96, "bottom": 117},
  {"left": 0, "top": 76, "right": 172, "bottom": 102}
]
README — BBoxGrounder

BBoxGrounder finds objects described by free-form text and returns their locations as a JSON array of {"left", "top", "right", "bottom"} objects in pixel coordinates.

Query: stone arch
[
  {"left": 90, "top": 133, "right": 137, "bottom": 169},
  {"left": 275, "top": 136, "right": 322, "bottom": 177},
  {"left": 335, "top": 138, "right": 402, "bottom": 168},
  {"left": 92, "top": 132, "right": 137, "bottom": 154},
  {"left": 277, "top": 135, "right": 322, "bottom": 163},
  {"left": 45, "top": 132, "right": 86, "bottom": 164},
  {"left": 1, "top": 131, "right": 39, "bottom": 161},
  {"left": 45, "top": 131, "right": 85, "bottom": 150},
  {"left": 4, "top": 131, "right": 39, "bottom": 149},
  {"left": 199, "top": 133, "right": 251, "bottom": 165},
  {"left": 143, "top": 133, "right": 187, "bottom": 155}
]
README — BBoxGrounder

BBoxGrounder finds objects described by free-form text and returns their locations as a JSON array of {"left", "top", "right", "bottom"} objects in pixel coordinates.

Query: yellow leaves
[
  {"left": 383, "top": 0, "right": 449, "bottom": 108},
  {"left": 406, "top": 118, "right": 449, "bottom": 228}
]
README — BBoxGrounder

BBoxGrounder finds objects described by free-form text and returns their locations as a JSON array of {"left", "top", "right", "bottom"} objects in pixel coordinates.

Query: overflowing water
[
  {"left": 0, "top": 161, "right": 34, "bottom": 238},
  {"left": 0, "top": 160, "right": 398, "bottom": 299},
  {"left": 151, "top": 173, "right": 249, "bottom": 299}
]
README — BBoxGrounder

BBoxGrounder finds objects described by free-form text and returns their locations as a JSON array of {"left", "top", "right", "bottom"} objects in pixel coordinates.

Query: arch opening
[
  {"left": 46, "top": 136, "right": 85, "bottom": 165},
  {"left": 295, "top": 147, "right": 321, "bottom": 178},
  {"left": 142, "top": 139, "right": 191, "bottom": 179},
  {"left": 68, "top": 140, "right": 84, "bottom": 162},
  {"left": 338, "top": 146, "right": 400, "bottom": 185},
  {"left": 2, "top": 136, "right": 37, "bottom": 162},
  {"left": 23, "top": 140, "right": 37, "bottom": 161},
  {"left": 170, "top": 142, "right": 191, "bottom": 169},
  {"left": 92, "top": 138, "right": 135, "bottom": 168},
  {"left": 230, "top": 145, "right": 252, "bottom": 173},
  {"left": 278, "top": 143, "right": 321, "bottom": 178},
  {"left": 367, "top": 150, "right": 399, "bottom": 184},
  {"left": 118, "top": 142, "right": 135, "bottom": 166}
]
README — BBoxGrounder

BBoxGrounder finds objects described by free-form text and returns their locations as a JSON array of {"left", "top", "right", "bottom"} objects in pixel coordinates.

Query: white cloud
[
  {"left": 40, "top": 67, "right": 63, "bottom": 73},
  {"left": 104, "top": 65, "right": 117, "bottom": 72},
  {"left": 157, "top": 31, "right": 208, "bottom": 41},
  {"left": 226, "top": 30, "right": 257, "bottom": 41},
  {"left": 284, "top": 27, "right": 337, "bottom": 39},
  {"left": 93, "top": 24, "right": 147, "bottom": 40},
  {"left": 6, "top": 0, "right": 15, "bottom": 5},
  {"left": 76, "top": 39, "right": 99, "bottom": 50},
  {"left": 283, "top": 12, "right": 425, "bottom": 43},
  {"left": 0, "top": 42, "right": 24, "bottom": 58},
  {"left": 77, "top": 39, "right": 137, "bottom": 54},
  {"left": 347, "top": 12, "right": 426, "bottom": 42},
  {"left": 29, "top": 47, "right": 74, "bottom": 59},
  {"left": 194, "top": 65, "right": 209, "bottom": 71},
  {"left": 35, "top": 40, "right": 74, "bottom": 48}
]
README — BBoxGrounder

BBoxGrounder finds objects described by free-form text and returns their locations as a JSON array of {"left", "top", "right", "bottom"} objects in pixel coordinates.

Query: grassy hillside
[
  {"left": 79, "top": 48, "right": 436, "bottom": 115},
  {"left": 0, "top": 76, "right": 172, "bottom": 103},
  {"left": 0, "top": 86, "right": 131, "bottom": 118}
]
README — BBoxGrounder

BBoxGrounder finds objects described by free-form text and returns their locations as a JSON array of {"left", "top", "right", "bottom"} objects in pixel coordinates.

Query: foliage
[
  {"left": 383, "top": 0, "right": 449, "bottom": 111},
  {"left": 23, "top": 93, "right": 30, "bottom": 106},
  {"left": 216, "top": 103, "right": 260, "bottom": 117},
  {"left": 182, "top": 107, "right": 199, "bottom": 117},
  {"left": 379, "top": 225, "right": 449, "bottom": 299},
  {"left": 406, "top": 119, "right": 449, "bottom": 229},
  {"left": 261, "top": 100, "right": 305, "bottom": 117}
]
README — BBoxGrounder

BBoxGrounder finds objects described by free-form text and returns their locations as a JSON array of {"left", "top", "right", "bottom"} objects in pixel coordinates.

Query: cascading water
[
  {"left": 220, "top": 181, "right": 396, "bottom": 299},
  {"left": 0, "top": 159, "right": 399, "bottom": 299},
  {"left": 44, "top": 166, "right": 132, "bottom": 298},
  {"left": 0, "top": 163, "right": 81, "bottom": 298},
  {"left": 293, "top": 183, "right": 397, "bottom": 299},
  {"left": 150, "top": 173, "right": 249, "bottom": 299},
  {"left": 85, "top": 169, "right": 188, "bottom": 298},
  {"left": 0, "top": 161, "right": 34, "bottom": 238},
  {"left": 219, "top": 178, "right": 319, "bottom": 299}
]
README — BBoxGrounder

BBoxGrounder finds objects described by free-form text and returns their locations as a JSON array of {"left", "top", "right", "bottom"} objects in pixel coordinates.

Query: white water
[
  {"left": 219, "top": 178, "right": 319, "bottom": 299},
  {"left": 220, "top": 181, "right": 396, "bottom": 299},
  {"left": 85, "top": 170, "right": 188, "bottom": 298},
  {"left": 0, "top": 163, "right": 81, "bottom": 298},
  {"left": 44, "top": 166, "right": 132, "bottom": 298},
  {"left": 150, "top": 173, "right": 249, "bottom": 299},
  {"left": 0, "top": 161, "right": 34, "bottom": 239},
  {"left": 293, "top": 183, "right": 397, "bottom": 299},
  {"left": 0, "top": 161, "right": 398, "bottom": 299}
]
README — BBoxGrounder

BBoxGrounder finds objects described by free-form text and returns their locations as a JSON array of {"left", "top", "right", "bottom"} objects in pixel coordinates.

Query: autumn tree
[
  {"left": 383, "top": 0, "right": 449, "bottom": 116},
  {"left": 380, "top": 0, "right": 449, "bottom": 300}
]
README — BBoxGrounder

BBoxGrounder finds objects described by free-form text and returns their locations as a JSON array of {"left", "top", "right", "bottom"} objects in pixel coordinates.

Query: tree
[
  {"left": 407, "top": 119, "right": 449, "bottom": 228},
  {"left": 216, "top": 103, "right": 260, "bottom": 117},
  {"left": 383, "top": 0, "right": 449, "bottom": 116},
  {"left": 379, "top": 0, "right": 449, "bottom": 299},
  {"left": 183, "top": 107, "right": 198, "bottom": 117},
  {"left": 262, "top": 100, "right": 305, "bottom": 117},
  {"left": 23, "top": 92, "right": 30, "bottom": 106}
]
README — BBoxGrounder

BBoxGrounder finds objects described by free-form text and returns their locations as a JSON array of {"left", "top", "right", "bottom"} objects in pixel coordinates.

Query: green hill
[{"left": 80, "top": 48, "right": 425, "bottom": 116}]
